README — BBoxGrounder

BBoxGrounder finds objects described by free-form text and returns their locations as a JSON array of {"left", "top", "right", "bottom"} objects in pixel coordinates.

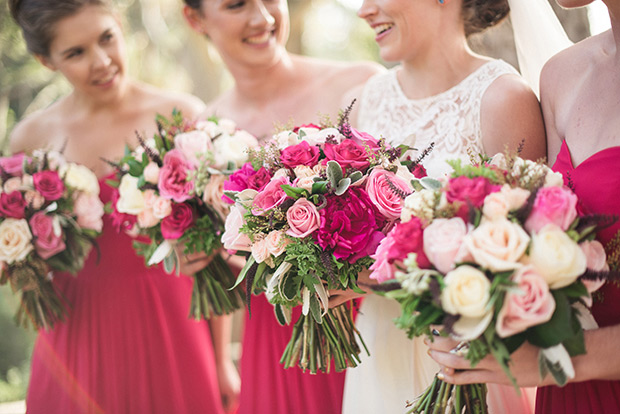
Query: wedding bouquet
[
  {"left": 371, "top": 154, "right": 615, "bottom": 413},
  {"left": 110, "top": 110, "right": 258, "bottom": 319},
  {"left": 0, "top": 150, "right": 103, "bottom": 330},
  {"left": 223, "top": 108, "right": 423, "bottom": 373}
]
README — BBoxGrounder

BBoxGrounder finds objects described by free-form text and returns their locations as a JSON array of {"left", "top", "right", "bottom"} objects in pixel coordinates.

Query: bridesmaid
[
  {"left": 427, "top": 0, "right": 620, "bottom": 413},
  {"left": 8, "top": 0, "right": 236, "bottom": 412},
  {"left": 182, "top": 1, "right": 383, "bottom": 413}
]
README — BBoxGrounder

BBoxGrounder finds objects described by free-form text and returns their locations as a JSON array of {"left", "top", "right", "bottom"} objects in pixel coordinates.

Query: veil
[{"left": 507, "top": 0, "right": 573, "bottom": 96}]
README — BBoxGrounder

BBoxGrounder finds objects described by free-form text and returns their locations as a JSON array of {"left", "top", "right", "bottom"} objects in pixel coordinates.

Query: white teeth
[
  {"left": 94, "top": 73, "right": 115, "bottom": 85},
  {"left": 374, "top": 23, "right": 394, "bottom": 35},
  {"left": 246, "top": 32, "right": 271, "bottom": 44}
]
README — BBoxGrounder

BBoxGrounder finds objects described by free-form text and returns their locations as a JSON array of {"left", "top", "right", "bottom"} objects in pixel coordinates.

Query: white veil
[{"left": 507, "top": 0, "right": 573, "bottom": 96}]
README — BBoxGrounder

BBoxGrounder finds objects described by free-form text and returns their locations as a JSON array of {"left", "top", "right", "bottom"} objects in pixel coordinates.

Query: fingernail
[{"left": 437, "top": 372, "right": 445, "bottom": 381}]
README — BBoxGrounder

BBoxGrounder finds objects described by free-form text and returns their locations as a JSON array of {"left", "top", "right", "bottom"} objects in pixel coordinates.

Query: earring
[{"left": 438, "top": 0, "right": 445, "bottom": 3}]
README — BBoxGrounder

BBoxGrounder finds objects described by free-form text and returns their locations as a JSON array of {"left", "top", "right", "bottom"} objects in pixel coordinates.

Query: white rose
[
  {"left": 482, "top": 185, "right": 529, "bottom": 221},
  {"left": 3, "top": 177, "right": 24, "bottom": 193},
  {"left": 116, "top": 175, "right": 145, "bottom": 215},
  {"left": 301, "top": 127, "right": 344, "bottom": 146},
  {"left": 133, "top": 138, "right": 157, "bottom": 161},
  {"left": 266, "top": 230, "right": 289, "bottom": 257},
  {"left": 217, "top": 118, "right": 237, "bottom": 135},
  {"left": 151, "top": 196, "right": 172, "bottom": 219},
  {"left": 33, "top": 149, "right": 66, "bottom": 171},
  {"left": 174, "top": 131, "right": 212, "bottom": 167},
  {"left": 143, "top": 162, "right": 160, "bottom": 184},
  {"left": 441, "top": 265, "right": 493, "bottom": 341},
  {"left": 237, "top": 189, "right": 259, "bottom": 208},
  {"left": 274, "top": 131, "right": 300, "bottom": 149},
  {"left": 401, "top": 189, "right": 436, "bottom": 223},
  {"left": 423, "top": 217, "right": 469, "bottom": 274},
  {"left": 251, "top": 237, "right": 271, "bottom": 264},
  {"left": 272, "top": 168, "right": 290, "bottom": 179},
  {"left": 0, "top": 219, "right": 33, "bottom": 264},
  {"left": 24, "top": 190, "right": 45, "bottom": 210},
  {"left": 395, "top": 165, "right": 416, "bottom": 184},
  {"left": 295, "top": 176, "right": 316, "bottom": 192},
  {"left": 137, "top": 208, "right": 160, "bottom": 228},
  {"left": 294, "top": 165, "right": 316, "bottom": 179},
  {"left": 489, "top": 153, "right": 508, "bottom": 169},
  {"left": 464, "top": 218, "right": 529, "bottom": 272},
  {"left": 528, "top": 224, "right": 587, "bottom": 289},
  {"left": 60, "top": 163, "right": 100, "bottom": 195},
  {"left": 214, "top": 131, "right": 259, "bottom": 168},
  {"left": 544, "top": 171, "right": 564, "bottom": 188},
  {"left": 222, "top": 204, "right": 252, "bottom": 252}
]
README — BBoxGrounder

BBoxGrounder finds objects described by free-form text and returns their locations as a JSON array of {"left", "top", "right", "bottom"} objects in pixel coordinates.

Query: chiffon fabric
[
  {"left": 238, "top": 294, "right": 346, "bottom": 413},
  {"left": 26, "top": 177, "right": 224, "bottom": 414},
  {"left": 536, "top": 140, "right": 620, "bottom": 414}
]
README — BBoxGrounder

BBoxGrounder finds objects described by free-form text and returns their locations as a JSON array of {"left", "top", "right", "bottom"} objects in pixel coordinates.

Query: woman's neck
[{"left": 67, "top": 78, "right": 134, "bottom": 115}]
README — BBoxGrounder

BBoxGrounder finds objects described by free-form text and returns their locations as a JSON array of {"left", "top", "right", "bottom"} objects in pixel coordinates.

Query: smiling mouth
[
  {"left": 93, "top": 71, "right": 117, "bottom": 85},
  {"left": 374, "top": 23, "right": 394, "bottom": 36},
  {"left": 245, "top": 31, "right": 274, "bottom": 44}
]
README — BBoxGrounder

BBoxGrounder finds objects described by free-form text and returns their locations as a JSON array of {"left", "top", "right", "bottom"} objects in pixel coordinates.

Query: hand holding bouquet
[
  {"left": 223, "top": 107, "right": 423, "bottom": 373},
  {"left": 0, "top": 150, "right": 103, "bottom": 330},
  {"left": 110, "top": 110, "right": 258, "bottom": 319},
  {"left": 371, "top": 154, "right": 616, "bottom": 413}
]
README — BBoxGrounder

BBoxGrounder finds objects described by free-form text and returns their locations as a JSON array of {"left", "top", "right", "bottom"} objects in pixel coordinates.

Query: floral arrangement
[
  {"left": 371, "top": 154, "right": 615, "bottom": 413},
  {"left": 0, "top": 150, "right": 103, "bottom": 330},
  {"left": 222, "top": 106, "right": 425, "bottom": 373},
  {"left": 109, "top": 110, "right": 258, "bottom": 319}
]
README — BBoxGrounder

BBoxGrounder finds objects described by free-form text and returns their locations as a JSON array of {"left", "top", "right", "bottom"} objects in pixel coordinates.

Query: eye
[
  {"left": 66, "top": 48, "right": 83, "bottom": 59},
  {"left": 100, "top": 31, "right": 115, "bottom": 44},
  {"left": 226, "top": 1, "right": 245, "bottom": 9}
]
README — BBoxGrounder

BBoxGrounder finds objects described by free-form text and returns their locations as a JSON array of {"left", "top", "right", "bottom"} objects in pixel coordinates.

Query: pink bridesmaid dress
[{"left": 26, "top": 177, "right": 224, "bottom": 414}]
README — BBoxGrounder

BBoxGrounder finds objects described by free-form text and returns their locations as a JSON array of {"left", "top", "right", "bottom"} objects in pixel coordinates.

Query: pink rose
[
  {"left": 317, "top": 187, "right": 384, "bottom": 263},
  {"left": 525, "top": 186, "right": 578, "bottom": 233},
  {"left": 293, "top": 123, "right": 321, "bottom": 133},
  {"left": 266, "top": 230, "right": 290, "bottom": 257},
  {"left": 369, "top": 236, "right": 397, "bottom": 282},
  {"left": 580, "top": 240, "right": 608, "bottom": 294},
  {"left": 174, "top": 130, "right": 212, "bottom": 167},
  {"left": 365, "top": 168, "right": 412, "bottom": 221},
  {"left": 446, "top": 176, "right": 500, "bottom": 219},
  {"left": 0, "top": 153, "right": 26, "bottom": 176},
  {"left": 323, "top": 139, "right": 370, "bottom": 171},
  {"left": 387, "top": 218, "right": 431, "bottom": 268},
  {"left": 138, "top": 208, "right": 160, "bottom": 228},
  {"left": 349, "top": 127, "right": 380, "bottom": 148},
  {"left": 496, "top": 266, "right": 556, "bottom": 337},
  {"left": 158, "top": 150, "right": 194, "bottom": 203},
  {"left": 423, "top": 217, "right": 468, "bottom": 274},
  {"left": 160, "top": 203, "right": 194, "bottom": 240},
  {"left": 0, "top": 191, "right": 26, "bottom": 219},
  {"left": 223, "top": 164, "right": 272, "bottom": 204},
  {"left": 247, "top": 168, "right": 272, "bottom": 191},
  {"left": 222, "top": 205, "right": 251, "bottom": 253},
  {"left": 74, "top": 193, "right": 104, "bottom": 232},
  {"left": 280, "top": 141, "right": 320, "bottom": 169},
  {"left": 286, "top": 198, "right": 320, "bottom": 238},
  {"left": 152, "top": 196, "right": 173, "bottom": 219},
  {"left": 29, "top": 212, "right": 66, "bottom": 259},
  {"left": 33, "top": 171, "right": 65, "bottom": 201},
  {"left": 251, "top": 176, "right": 291, "bottom": 215}
]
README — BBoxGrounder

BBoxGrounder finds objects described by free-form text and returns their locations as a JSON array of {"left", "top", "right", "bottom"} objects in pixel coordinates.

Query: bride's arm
[{"left": 480, "top": 74, "right": 547, "bottom": 162}]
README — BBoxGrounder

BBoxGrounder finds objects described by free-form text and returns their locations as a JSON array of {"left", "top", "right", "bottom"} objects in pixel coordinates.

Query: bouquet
[
  {"left": 223, "top": 107, "right": 425, "bottom": 373},
  {"left": 109, "top": 110, "right": 258, "bottom": 319},
  {"left": 0, "top": 150, "right": 103, "bottom": 330},
  {"left": 371, "top": 154, "right": 616, "bottom": 413}
]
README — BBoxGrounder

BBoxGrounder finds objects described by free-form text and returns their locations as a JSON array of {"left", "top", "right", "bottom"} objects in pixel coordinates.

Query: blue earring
[{"left": 438, "top": 0, "right": 444, "bottom": 3}]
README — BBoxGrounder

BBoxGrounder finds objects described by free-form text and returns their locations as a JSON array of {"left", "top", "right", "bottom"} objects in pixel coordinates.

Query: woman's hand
[
  {"left": 217, "top": 358, "right": 241, "bottom": 413},
  {"left": 328, "top": 269, "right": 375, "bottom": 308},
  {"left": 424, "top": 334, "right": 550, "bottom": 387},
  {"left": 174, "top": 244, "right": 222, "bottom": 275}
]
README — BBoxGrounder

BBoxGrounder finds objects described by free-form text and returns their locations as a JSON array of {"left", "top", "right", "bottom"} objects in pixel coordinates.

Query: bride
[{"left": 329, "top": 0, "right": 547, "bottom": 412}]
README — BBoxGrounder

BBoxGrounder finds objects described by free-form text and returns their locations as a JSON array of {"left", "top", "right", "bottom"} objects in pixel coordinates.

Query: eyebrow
[{"left": 59, "top": 27, "right": 115, "bottom": 57}]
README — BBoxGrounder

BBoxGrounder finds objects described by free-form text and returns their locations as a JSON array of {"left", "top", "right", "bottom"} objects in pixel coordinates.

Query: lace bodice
[{"left": 358, "top": 60, "right": 518, "bottom": 178}]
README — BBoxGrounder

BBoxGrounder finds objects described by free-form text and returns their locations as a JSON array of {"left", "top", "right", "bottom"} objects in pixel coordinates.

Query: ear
[
  {"left": 183, "top": 5, "right": 208, "bottom": 36},
  {"left": 35, "top": 54, "right": 57, "bottom": 71}
]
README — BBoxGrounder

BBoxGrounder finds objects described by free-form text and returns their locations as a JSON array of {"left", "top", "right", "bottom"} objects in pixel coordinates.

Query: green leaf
[
  {"left": 274, "top": 304, "right": 288, "bottom": 326},
  {"left": 528, "top": 290, "right": 573, "bottom": 348},
  {"left": 348, "top": 171, "right": 364, "bottom": 184},
  {"left": 334, "top": 177, "right": 351, "bottom": 196},
  {"left": 282, "top": 271, "right": 301, "bottom": 301},
  {"left": 419, "top": 177, "right": 442, "bottom": 190},
  {"left": 163, "top": 254, "right": 176, "bottom": 274},
  {"left": 326, "top": 160, "right": 343, "bottom": 187},
  {"left": 231, "top": 256, "right": 256, "bottom": 290},
  {"left": 127, "top": 159, "right": 144, "bottom": 176},
  {"left": 558, "top": 281, "right": 589, "bottom": 299},
  {"left": 311, "top": 181, "right": 329, "bottom": 194},
  {"left": 281, "top": 184, "right": 307, "bottom": 199},
  {"left": 309, "top": 295, "right": 322, "bottom": 324}
]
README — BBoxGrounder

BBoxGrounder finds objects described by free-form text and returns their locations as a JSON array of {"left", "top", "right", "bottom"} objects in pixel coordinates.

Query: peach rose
[{"left": 464, "top": 218, "right": 529, "bottom": 272}]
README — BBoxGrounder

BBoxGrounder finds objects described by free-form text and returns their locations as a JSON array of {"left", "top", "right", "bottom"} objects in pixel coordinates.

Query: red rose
[
  {"left": 0, "top": 191, "right": 27, "bottom": 219},
  {"left": 350, "top": 127, "right": 380, "bottom": 148},
  {"left": 161, "top": 203, "right": 194, "bottom": 240},
  {"left": 29, "top": 212, "right": 66, "bottom": 259},
  {"left": 323, "top": 139, "right": 370, "bottom": 171},
  {"left": 158, "top": 150, "right": 194, "bottom": 203},
  {"left": 446, "top": 176, "right": 499, "bottom": 219},
  {"left": 247, "top": 167, "right": 272, "bottom": 191},
  {"left": 280, "top": 141, "right": 320, "bottom": 169},
  {"left": 33, "top": 171, "right": 65, "bottom": 201},
  {"left": 387, "top": 218, "right": 431, "bottom": 268}
]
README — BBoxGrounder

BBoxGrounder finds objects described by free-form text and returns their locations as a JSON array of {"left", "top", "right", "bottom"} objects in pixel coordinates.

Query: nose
[
  {"left": 357, "top": 0, "right": 377, "bottom": 19},
  {"left": 249, "top": 1, "right": 276, "bottom": 28},
  {"left": 91, "top": 46, "right": 111, "bottom": 70}
]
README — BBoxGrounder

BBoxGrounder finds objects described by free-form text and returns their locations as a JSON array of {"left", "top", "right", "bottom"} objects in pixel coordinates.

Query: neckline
[
  {"left": 560, "top": 139, "right": 620, "bottom": 170},
  {"left": 390, "top": 60, "right": 499, "bottom": 104}
]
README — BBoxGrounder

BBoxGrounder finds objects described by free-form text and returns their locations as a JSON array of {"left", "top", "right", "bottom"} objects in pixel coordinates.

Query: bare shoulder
[
  {"left": 481, "top": 74, "right": 546, "bottom": 160},
  {"left": 9, "top": 103, "right": 64, "bottom": 154},
  {"left": 136, "top": 83, "right": 207, "bottom": 121},
  {"left": 298, "top": 57, "right": 385, "bottom": 92}
]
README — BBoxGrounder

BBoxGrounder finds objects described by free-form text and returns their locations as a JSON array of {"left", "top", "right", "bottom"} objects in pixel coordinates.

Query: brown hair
[
  {"left": 462, "top": 0, "right": 510, "bottom": 37},
  {"left": 182, "top": 0, "right": 202, "bottom": 10},
  {"left": 9, "top": 0, "right": 113, "bottom": 56}
]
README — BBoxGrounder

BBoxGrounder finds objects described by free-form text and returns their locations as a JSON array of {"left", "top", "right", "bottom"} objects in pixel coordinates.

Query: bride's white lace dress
[{"left": 342, "top": 60, "right": 536, "bottom": 414}]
